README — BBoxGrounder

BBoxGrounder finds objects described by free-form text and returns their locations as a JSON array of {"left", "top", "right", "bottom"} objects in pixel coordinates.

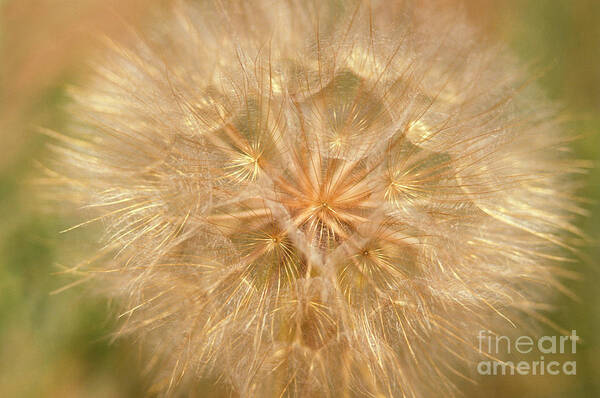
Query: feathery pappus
[{"left": 43, "top": 0, "right": 586, "bottom": 396}]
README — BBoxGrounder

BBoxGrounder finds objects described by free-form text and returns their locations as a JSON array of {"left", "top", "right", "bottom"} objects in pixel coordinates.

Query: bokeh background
[{"left": 0, "top": 1, "right": 598, "bottom": 396}]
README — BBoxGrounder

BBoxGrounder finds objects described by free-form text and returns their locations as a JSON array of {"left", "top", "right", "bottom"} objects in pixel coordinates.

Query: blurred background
[{"left": 0, "top": 0, "right": 598, "bottom": 396}]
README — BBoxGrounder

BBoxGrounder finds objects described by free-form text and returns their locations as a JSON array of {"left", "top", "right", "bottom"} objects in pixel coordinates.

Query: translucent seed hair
[{"left": 45, "top": 0, "right": 584, "bottom": 396}]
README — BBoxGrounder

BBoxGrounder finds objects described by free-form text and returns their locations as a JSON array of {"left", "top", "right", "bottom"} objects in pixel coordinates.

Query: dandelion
[{"left": 44, "top": 0, "right": 584, "bottom": 396}]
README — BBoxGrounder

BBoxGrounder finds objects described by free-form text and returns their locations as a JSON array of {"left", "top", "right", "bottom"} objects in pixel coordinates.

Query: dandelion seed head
[{"left": 46, "top": 0, "right": 583, "bottom": 396}]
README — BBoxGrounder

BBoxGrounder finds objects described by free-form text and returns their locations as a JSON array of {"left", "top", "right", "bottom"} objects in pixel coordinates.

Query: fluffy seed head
[{"left": 45, "top": 0, "right": 584, "bottom": 396}]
